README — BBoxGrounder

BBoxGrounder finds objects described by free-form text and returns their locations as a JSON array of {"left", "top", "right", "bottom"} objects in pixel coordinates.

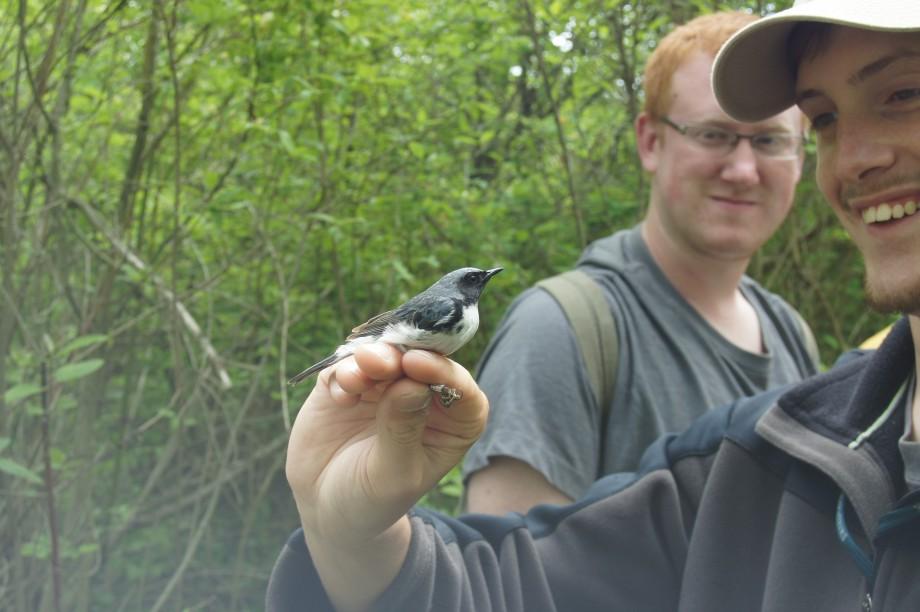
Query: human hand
[{"left": 286, "top": 342, "right": 488, "bottom": 548}]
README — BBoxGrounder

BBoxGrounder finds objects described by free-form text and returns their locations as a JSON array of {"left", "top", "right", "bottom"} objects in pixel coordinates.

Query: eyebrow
[
  {"left": 849, "top": 50, "right": 920, "bottom": 85},
  {"left": 697, "top": 117, "right": 793, "bottom": 133},
  {"left": 795, "top": 49, "right": 920, "bottom": 106}
]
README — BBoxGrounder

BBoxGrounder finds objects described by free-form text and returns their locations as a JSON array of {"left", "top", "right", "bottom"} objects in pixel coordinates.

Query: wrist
[{"left": 305, "top": 516, "right": 413, "bottom": 612}]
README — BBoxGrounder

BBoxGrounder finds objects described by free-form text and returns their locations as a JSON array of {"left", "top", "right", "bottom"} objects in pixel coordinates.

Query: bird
[{"left": 288, "top": 267, "right": 503, "bottom": 394}]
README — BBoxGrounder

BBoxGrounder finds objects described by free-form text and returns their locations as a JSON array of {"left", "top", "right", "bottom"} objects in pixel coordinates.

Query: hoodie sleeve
[
  {"left": 266, "top": 386, "right": 789, "bottom": 612},
  {"left": 266, "top": 449, "right": 698, "bottom": 612}
]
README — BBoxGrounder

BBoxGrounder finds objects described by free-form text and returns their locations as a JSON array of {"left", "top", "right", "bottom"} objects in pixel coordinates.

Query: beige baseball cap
[{"left": 712, "top": 0, "right": 920, "bottom": 122}]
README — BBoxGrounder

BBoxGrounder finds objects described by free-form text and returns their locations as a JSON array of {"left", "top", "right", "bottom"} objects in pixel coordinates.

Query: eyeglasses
[{"left": 659, "top": 116, "right": 805, "bottom": 160}]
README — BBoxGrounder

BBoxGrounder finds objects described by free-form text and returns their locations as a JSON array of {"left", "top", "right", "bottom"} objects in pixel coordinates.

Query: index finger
[
  {"left": 401, "top": 350, "right": 485, "bottom": 415},
  {"left": 318, "top": 343, "right": 405, "bottom": 406},
  {"left": 352, "top": 342, "right": 405, "bottom": 381}
]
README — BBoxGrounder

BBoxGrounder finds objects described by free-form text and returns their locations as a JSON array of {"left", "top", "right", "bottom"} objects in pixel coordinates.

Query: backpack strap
[
  {"left": 792, "top": 309, "right": 821, "bottom": 368},
  {"left": 536, "top": 270, "right": 619, "bottom": 416}
]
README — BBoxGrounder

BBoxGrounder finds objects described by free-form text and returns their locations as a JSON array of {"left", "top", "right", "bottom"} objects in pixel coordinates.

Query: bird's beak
[{"left": 485, "top": 267, "right": 503, "bottom": 281}]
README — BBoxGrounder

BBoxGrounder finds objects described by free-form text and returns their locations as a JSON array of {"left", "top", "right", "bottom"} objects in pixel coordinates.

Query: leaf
[
  {"left": 408, "top": 142, "right": 426, "bottom": 159},
  {"left": 4, "top": 383, "right": 42, "bottom": 404},
  {"left": 279, "top": 130, "right": 295, "bottom": 154},
  {"left": 56, "top": 334, "right": 108, "bottom": 358},
  {"left": 306, "top": 212, "right": 338, "bottom": 225},
  {"left": 439, "top": 480, "right": 463, "bottom": 496},
  {"left": 20, "top": 539, "right": 49, "bottom": 559},
  {"left": 391, "top": 260, "right": 414, "bottom": 283},
  {"left": 56, "top": 396, "right": 78, "bottom": 412},
  {"left": 0, "top": 457, "right": 43, "bottom": 485},
  {"left": 54, "top": 359, "right": 104, "bottom": 383},
  {"left": 0, "top": 438, "right": 10, "bottom": 453},
  {"left": 50, "top": 448, "right": 66, "bottom": 470}
]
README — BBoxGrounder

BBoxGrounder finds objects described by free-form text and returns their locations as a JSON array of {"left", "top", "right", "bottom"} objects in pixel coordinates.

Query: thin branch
[
  {"left": 40, "top": 363, "right": 62, "bottom": 612},
  {"left": 69, "top": 195, "right": 232, "bottom": 388},
  {"left": 117, "top": 4, "right": 158, "bottom": 229},
  {"left": 519, "top": 0, "right": 585, "bottom": 246}
]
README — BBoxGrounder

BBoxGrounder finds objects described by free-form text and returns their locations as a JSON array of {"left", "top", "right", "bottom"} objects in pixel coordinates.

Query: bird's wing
[
  {"left": 347, "top": 308, "right": 401, "bottom": 340},
  {"left": 347, "top": 296, "right": 460, "bottom": 340},
  {"left": 407, "top": 295, "right": 461, "bottom": 331}
]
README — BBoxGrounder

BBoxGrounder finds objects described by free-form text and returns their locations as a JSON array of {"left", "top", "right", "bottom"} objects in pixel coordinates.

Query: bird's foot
[{"left": 429, "top": 384, "right": 462, "bottom": 408}]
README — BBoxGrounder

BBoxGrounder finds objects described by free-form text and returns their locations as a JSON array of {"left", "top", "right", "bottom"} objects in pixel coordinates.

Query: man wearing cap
[{"left": 268, "top": 2, "right": 920, "bottom": 610}]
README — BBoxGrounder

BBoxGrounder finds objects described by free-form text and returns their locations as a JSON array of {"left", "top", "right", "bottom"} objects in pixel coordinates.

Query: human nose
[
  {"left": 719, "top": 138, "right": 760, "bottom": 186},
  {"left": 831, "top": 116, "right": 895, "bottom": 183}
]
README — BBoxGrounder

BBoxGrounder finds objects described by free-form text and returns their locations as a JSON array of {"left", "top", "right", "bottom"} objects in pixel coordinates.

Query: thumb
[{"left": 369, "top": 379, "right": 433, "bottom": 497}]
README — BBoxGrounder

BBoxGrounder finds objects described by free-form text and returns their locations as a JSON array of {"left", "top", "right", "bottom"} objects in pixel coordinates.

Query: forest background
[{"left": 0, "top": 0, "right": 897, "bottom": 610}]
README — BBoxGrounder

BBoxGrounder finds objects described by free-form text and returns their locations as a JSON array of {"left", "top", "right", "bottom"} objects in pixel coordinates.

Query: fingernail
[{"left": 399, "top": 392, "right": 432, "bottom": 414}]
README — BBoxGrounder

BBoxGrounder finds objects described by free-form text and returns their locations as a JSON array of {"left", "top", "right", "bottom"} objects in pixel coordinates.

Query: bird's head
[{"left": 436, "top": 267, "right": 503, "bottom": 303}]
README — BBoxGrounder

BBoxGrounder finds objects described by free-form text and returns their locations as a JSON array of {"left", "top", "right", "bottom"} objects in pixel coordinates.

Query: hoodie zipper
[
  {"left": 838, "top": 379, "right": 911, "bottom": 611},
  {"left": 836, "top": 494, "right": 875, "bottom": 610}
]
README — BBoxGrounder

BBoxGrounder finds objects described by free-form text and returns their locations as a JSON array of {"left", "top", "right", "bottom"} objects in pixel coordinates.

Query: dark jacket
[{"left": 267, "top": 317, "right": 920, "bottom": 612}]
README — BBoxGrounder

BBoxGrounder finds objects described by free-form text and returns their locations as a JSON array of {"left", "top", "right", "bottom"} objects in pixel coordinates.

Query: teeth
[
  {"left": 862, "top": 200, "right": 918, "bottom": 224},
  {"left": 877, "top": 203, "right": 892, "bottom": 222}
]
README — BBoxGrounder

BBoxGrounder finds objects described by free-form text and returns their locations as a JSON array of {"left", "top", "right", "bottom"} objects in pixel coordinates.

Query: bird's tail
[{"left": 287, "top": 351, "right": 347, "bottom": 386}]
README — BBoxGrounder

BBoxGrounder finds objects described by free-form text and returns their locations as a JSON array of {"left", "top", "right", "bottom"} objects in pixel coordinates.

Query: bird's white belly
[{"left": 380, "top": 305, "right": 479, "bottom": 355}]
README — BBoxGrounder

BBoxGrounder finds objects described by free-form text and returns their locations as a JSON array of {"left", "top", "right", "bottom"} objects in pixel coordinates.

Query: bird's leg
[{"left": 429, "top": 384, "right": 462, "bottom": 408}]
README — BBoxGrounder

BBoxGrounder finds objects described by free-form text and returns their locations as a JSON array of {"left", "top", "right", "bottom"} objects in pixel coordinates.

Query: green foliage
[
  {"left": 420, "top": 465, "right": 465, "bottom": 514},
  {"left": 0, "top": 457, "right": 43, "bottom": 485},
  {"left": 53, "top": 360, "right": 105, "bottom": 384},
  {"left": 0, "top": 0, "right": 891, "bottom": 609},
  {"left": 3, "top": 383, "right": 42, "bottom": 404}
]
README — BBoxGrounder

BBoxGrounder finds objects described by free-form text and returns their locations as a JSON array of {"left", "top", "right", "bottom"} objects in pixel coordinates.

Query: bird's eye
[{"left": 467, "top": 271, "right": 487, "bottom": 285}]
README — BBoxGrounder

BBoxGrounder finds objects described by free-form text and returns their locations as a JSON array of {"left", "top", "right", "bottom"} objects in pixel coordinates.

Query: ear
[
  {"left": 635, "top": 112, "right": 660, "bottom": 173},
  {"left": 792, "top": 148, "right": 805, "bottom": 183},
  {"left": 790, "top": 110, "right": 806, "bottom": 183}
]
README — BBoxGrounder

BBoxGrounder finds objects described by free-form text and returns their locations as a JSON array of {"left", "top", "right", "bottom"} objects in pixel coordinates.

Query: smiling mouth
[
  {"left": 712, "top": 196, "right": 755, "bottom": 206},
  {"left": 861, "top": 200, "right": 919, "bottom": 224}
]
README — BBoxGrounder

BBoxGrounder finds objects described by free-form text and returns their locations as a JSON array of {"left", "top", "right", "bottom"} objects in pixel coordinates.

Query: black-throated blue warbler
[{"left": 288, "top": 266, "right": 503, "bottom": 405}]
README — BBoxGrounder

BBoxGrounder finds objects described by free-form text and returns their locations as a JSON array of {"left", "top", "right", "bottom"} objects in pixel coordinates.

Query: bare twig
[
  {"left": 40, "top": 363, "right": 62, "bottom": 612},
  {"left": 117, "top": 5, "right": 158, "bottom": 229},
  {"left": 69, "top": 195, "right": 232, "bottom": 388},
  {"left": 519, "top": 0, "right": 585, "bottom": 246}
]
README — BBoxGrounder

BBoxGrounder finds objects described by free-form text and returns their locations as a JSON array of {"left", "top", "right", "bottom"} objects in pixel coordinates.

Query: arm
[
  {"left": 272, "top": 430, "right": 700, "bottom": 612},
  {"left": 462, "top": 289, "right": 600, "bottom": 512},
  {"left": 465, "top": 457, "right": 572, "bottom": 514},
  {"left": 283, "top": 343, "right": 488, "bottom": 611},
  {"left": 271, "top": 372, "right": 776, "bottom": 611}
]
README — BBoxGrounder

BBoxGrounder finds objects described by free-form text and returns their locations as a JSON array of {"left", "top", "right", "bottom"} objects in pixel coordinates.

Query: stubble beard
[
  {"left": 841, "top": 173, "right": 920, "bottom": 315},
  {"left": 864, "top": 273, "right": 920, "bottom": 315}
]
